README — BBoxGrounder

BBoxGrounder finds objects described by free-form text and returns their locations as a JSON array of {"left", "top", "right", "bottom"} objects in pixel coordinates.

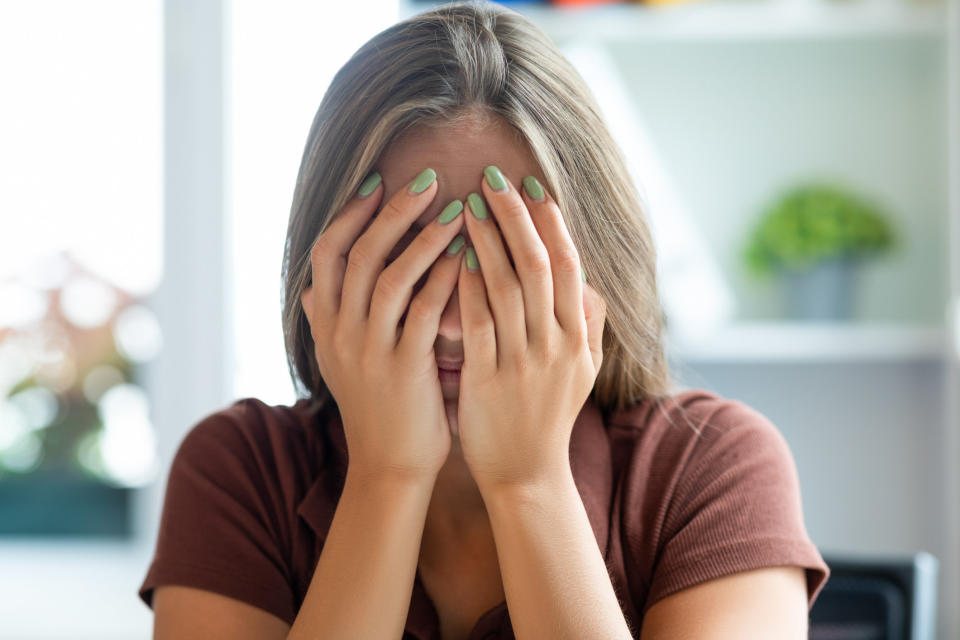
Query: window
[
  {"left": 0, "top": 0, "right": 163, "bottom": 536},
  {"left": 229, "top": 1, "right": 397, "bottom": 405}
]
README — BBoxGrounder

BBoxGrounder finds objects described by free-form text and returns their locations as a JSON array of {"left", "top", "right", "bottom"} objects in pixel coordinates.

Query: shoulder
[
  {"left": 609, "top": 386, "right": 771, "bottom": 436},
  {"left": 165, "top": 396, "right": 331, "bottom": 520},
  {"left": 608, "top": 386, "right": 806, "bottom": 519},
  {"left": 607, "top": 388, "right": 830, "bottom": 615},
  {"left": 173, "top": 396, "right": 322, "bottom": 474},
  {"left": 609, "top": 387, "right": 794, "bottom": 479},
  {"left": 179, "top": 396, "right": 316, "bottom": 445},
  {"left": 140, "top": 396, "right": 323, "bottom": 625}
]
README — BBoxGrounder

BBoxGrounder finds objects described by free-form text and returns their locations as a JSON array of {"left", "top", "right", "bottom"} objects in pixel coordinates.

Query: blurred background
[{"left": 0, "top": 0, "right": 958, "bottom": 637}]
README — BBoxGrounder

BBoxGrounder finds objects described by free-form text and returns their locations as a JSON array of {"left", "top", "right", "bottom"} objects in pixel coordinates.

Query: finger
[
  {"left": 582, "top": 281, "right": 607, "bottom": 375},
  {"left": 395, "top": 235, "right": 466, "bottom": 363},
  {"left": 458, "top": 244, "right": 497, "bottom": 378},
  {"left": 480, "top": 166, "right": 553, "bottom": 349},
  {"left": 463, "top": 191, "right": 527, "bottom": 361},
  {"left": 520, "top": 178, "right": 584, "bottom": 335},
  {"left": 367, "top": 199, "right": 464, "bottom": 350},
  {"left": 341, "top": 167, "right": 438, "bottom": 329},
  {"left": 308, "top": 171, "right": 384, "bottom": 334}
]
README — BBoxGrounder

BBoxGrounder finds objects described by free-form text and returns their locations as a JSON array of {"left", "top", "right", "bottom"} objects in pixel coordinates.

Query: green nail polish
[
  {"left": 446, "top": 234, "right": 465, "bottom": 255},
  {"left": 580, "top": 265, "right": 586, "bottom": 282},
  {"left": 522, "top": 175, "right": 544, "bottom": 201},
  {"left": 467, "top": 192, "right": 487, "bottom": 220},
  {"left": 437, "top": 199, "right": 463, "bottom": 224},
  {"left": 465, "top": 247, "right": 479, "bottom": 271},
  {"left": 357, "top": 171, "right": 381, "bottom": 197},
  {"left": 409, "top": 168, "right": 436, "bottom": 194},
  {"left": 484, "top": 165, "right": 507, "bottom": 192}
]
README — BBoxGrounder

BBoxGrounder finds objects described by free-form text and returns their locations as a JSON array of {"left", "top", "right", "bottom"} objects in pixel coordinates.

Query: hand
[
  {"left": 300, "top": 168, "right": 466, "bottom": 481},
  {"left": 455, "top": 167, "right": 607, "bottom": 490}
]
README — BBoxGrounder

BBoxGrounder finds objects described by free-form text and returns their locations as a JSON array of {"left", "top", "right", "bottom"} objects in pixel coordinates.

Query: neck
[
  {"left": 419, "top": 440, "right": 493, "bottom": 572},
  {"left": 426, "top": 440, "right": 487, "bottom": 531},
  {"left": 421, "top": 402, "right": 490, "bottom": 548}
]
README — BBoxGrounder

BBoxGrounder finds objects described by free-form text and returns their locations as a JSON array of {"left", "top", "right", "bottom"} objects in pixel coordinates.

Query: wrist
[
  {"left": 346, "top": 464, "right": 439, "bottom": 494},
  {"left": 476, "top": 463, "right": 576, "bottom": 506}
]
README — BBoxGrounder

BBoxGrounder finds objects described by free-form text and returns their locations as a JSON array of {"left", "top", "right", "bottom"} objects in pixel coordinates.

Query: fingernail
[
  {"left": 437, "top": 199, "right": 463, "bottom": 224},
  {"left": 580, "top": 265, "right": 586, "bottom": 282},
  {"left": 467, "top": 192, "right": 487, "bottom": 220},
  {"left": 357, "top": 171, "right": 381, "bottom": 197},
  {"left": 409, "top": 168, "right": 437, "bottom": 194},
  {"left": 522, "top": 176, "right": 544, "bottom": 201},
  {"left": 446, "top": 234, "right": 465, "bottom": 255},
  {"left": 465, "top": 246, "right": 479, "bottom": 271},
  {"left": 484, "top": 165, "right": 508, "bottom": 192}
]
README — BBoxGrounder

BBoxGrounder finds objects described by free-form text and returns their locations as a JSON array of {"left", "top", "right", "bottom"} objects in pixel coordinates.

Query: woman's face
[{"left": 373, "top": 118, "right": 546, "bottom": 402}]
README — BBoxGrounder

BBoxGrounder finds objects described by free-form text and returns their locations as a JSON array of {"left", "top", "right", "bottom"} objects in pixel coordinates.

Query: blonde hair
[{"left": 281, "top": 0, "right": 701, "bottom": 433}]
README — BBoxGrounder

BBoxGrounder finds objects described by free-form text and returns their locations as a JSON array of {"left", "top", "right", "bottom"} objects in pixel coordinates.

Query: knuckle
[
  {"left": 554, "top": 248, "right": 580, "bottom": 276},
  {"left": 466, "top": 320, "right": 495, "bottom": 342},
  {"left": 568, "top": 323, "right": 586, "bottom": 344},
  {"left": 542, "top": 335, "right": 563, "bottom": 361},
  {"left": 428, "top": 221, "right": 454, "bottom": 245},
  {"left": 416, "top": 228, "right": 442, "bottom": 255},
  {"left": 381, "top": 198, "right": 406, "bottom": 223},
  {"left": 492, "top": 277, "right": 521, "bottom": 300},
  {"left": 374, "top": 268, "right": 404, "bottom": 300},
  {"left": 347, "top": 240, "right": 374, "bottom": 271},
  {"left": 521, "top": 250, "right": 551, "bottom": 276},
  {"left": 406, "top": 295, "right": 435, "bottom": 323},
  {"left": 311, "top": 233, "right": 331, "bottom": 260},
  {"left": 501, "top": 199, "right": 528, "bottom": 220},
  {"left": 506, "top": 349, "right": 528, "bottom": 373},
  {"left": 545, "top": 201, "right": 564, "bottom": 218},
  {"left": 547, "top": 203, "right": 572, "bottom": 232},
  {"left": 566, "top": 323, "right": 587, "bottom": 349}
]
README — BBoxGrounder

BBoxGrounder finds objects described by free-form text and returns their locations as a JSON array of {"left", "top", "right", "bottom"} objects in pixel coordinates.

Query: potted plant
[{"left": 742, "top": 182, "right": 898, "bottom": 320}]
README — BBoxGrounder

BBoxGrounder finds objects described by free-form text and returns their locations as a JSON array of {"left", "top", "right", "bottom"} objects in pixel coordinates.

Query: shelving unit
[
  {"left": 404, "top": 0, "right": 952, "bottom": 364},
  {"left": 403, "top": 0, "right": 946, "bottom": 41},
  {"left": 486, "top": 0, "right": 947, "bottom": 42},
  {"left": 665, "top": 321, "right": 945, "bottom": 362}
]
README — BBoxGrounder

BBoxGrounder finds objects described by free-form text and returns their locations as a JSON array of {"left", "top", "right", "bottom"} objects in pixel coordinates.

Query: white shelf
[
  {"left": 402, "top": 0, "right": 947, "bottom": 42},
  {"left": 665, "top": 321, "right": 946, "bottom": 362}
]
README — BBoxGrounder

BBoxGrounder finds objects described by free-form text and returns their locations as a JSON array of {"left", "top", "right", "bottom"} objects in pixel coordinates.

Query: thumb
[{"left": 582, "top": 280, "right": 606, "bottom": 375}]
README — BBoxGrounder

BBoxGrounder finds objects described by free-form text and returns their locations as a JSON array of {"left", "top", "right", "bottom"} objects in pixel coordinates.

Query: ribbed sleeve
[
  {"left": 639, "top": 398, "right": 830, "bottom": 617},
  {"left": 137, "top": 408, "right": 297, "bottom": 625}
]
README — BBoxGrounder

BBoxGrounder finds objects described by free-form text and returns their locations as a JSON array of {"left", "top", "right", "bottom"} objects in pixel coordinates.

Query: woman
[{"left": 139, "top": 2, "right": 829, "bottom": 638}]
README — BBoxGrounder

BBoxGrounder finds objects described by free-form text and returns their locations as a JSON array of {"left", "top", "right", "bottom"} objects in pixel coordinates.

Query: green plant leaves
[{"left": 743, "top": 183, "right": 898, "bottom": 276}]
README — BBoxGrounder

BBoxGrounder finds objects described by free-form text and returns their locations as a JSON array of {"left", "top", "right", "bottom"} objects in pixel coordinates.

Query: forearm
[
  {"left": 480, "top": 470, "right": 633, "bottom": 640},
  {"left": 287, "top": 469, "right": 435, "bottom": 640}
]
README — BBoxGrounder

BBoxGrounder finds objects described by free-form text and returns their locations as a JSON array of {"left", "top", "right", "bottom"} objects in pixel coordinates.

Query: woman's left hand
[{"left": 456, "top": 166, "right": 607, "bottom": 491}]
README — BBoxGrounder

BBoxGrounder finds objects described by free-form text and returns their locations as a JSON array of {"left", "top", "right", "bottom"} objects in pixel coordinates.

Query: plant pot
[{"left": 780, "top": 254, "right": 857, "bottom": 320}]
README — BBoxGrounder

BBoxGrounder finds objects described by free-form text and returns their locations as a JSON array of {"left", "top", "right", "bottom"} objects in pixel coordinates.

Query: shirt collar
[{"left": 296, "top": 397, "right": 614, "bottom": 639}]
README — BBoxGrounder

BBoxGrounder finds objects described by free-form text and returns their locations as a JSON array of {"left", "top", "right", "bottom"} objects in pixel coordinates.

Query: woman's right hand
[{"left": 300, "top": 168, "right": 466, "bottom": 482}]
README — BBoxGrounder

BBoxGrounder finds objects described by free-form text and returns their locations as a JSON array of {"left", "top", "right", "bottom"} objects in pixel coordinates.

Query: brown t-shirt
[{"left": 138, "top": 388, "right": 830, "bottom": 638}]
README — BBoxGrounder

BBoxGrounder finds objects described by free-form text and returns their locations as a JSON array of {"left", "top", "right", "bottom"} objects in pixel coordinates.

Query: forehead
[{"left": 375, "top": 119, "right": 544, "bottom": 230}]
